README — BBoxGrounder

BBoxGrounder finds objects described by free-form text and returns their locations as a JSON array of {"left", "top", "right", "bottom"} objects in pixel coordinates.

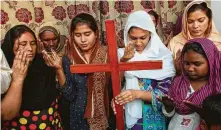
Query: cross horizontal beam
[{"left": 70, "top": 61, "right": 162, "bottom": 73}]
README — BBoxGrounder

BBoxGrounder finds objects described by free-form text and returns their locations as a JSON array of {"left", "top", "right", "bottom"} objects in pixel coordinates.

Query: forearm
[
  {"left": 1, "top": 80, "right": 23, "bottom": 120},
  {"left": 135, "top": 90, "right": 152, "bottom": 102},
  {"left": 55, "top": 68, "right": 66, "bottom": 87}
]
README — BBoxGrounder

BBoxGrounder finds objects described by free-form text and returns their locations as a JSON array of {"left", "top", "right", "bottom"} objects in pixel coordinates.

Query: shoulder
[
  {"left": 98, "top": 45, "right": 108, "bottom": 55},
  {"left": 168, "top": 34, "right": 183, "bottom": 48},
  {"left": 213, "top": 41, "right": 221, "bottom": 51},
  {"left": 171, "top": 76, "right": 183, "bottom": 85}
]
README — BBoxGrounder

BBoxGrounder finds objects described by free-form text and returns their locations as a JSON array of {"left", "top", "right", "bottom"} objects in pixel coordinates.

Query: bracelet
[{"left": 162, "top": 105, "right": 175, "bottom": 117}]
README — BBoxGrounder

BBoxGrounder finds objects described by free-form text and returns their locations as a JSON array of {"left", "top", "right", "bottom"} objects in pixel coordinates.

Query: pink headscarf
[{"left": 169, "top": 38, "right": 221, "bottom": 114}]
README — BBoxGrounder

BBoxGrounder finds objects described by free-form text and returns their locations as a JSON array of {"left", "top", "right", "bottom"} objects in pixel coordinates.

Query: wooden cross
[{"left": 70, "top": 20, "right": 162, "bottom": 130}]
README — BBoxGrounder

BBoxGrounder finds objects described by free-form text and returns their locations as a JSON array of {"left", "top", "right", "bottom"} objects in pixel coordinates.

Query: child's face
[{"left": 183, "top": 50, "right": 209, "bottom": 81}]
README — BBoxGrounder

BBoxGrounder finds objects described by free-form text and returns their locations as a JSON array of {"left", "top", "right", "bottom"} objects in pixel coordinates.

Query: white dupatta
[
  {"left": 118, "top": 10, "right": 175, "bottom": 128},
  {"left": 0, "top": 48, "right": 12, "bottom": 94}
]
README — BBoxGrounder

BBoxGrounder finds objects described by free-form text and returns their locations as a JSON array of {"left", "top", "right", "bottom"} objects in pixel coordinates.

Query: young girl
[
  {"left": 114, "top": 11, "right": 175, "bottom": 130},
  {"left": 161, "top": 38, "right": 221, "bottom": 130}
]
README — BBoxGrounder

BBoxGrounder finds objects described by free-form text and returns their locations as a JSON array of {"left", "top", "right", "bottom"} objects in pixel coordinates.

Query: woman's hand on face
[
  {"left": 37, "top": 39, "right": 45, "bottom": 53},
  {"left": 115, "top": 89, "right": 138, "bottom": 105},
  {"left": 120, "top": 42, "right": 135, "bottom": 62},
  {"left": 42, "top": 49, "right": 62, "bottom": 70},
  {"left": 12, "top": 50, "right": 30, "bottom": 83},
  {"left": 157, "top": 95, "right": 175, "bottom": 112}
]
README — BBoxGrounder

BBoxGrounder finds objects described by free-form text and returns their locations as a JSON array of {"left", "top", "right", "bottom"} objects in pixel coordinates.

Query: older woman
[
  {"left": 38, "top": 23, "right": 67, "bottom": 56},
  {"left": 38, "top": 23, "right": 70, "bottom": 129},
  {"left": 1, "top": 25, "right": 62, "bottom": 129}
]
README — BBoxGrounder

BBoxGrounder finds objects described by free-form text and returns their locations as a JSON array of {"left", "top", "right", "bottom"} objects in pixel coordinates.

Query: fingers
[
  {"left": 123, "top": 41, "right": 135, "bottom": 60},
  {"left": 183, "top": 100, "right": 201, "bottom": 109},
  {"left": 13, "top": 50, "right": 21, "bottom": 67},
  {"left": 125, "top": 42, "right": 134, "bottom": 53},
  {"left": 37, "top": 39, "right": 44, "bottom": 53},
  {"left": 183, "top": 100, "right": 203, "bottom": 116},
  {"left": 13, "top": 50, "right": 27, "bottom": 68},
  {"left": 162, "top": 95, "right": 174, "bottom": 101},
  {"left": 117, "top": 96, "right": 132, "bottom": 105},
  {"left": 20, "top": 51, "right": 27, "bottom": 66},
  {"left": 12, "top": 50, "right": 30, "bottom": 81},
  {"left": 51, "top": 49, "right": 59, "bottom": 60},
  {"left": 115, "top": 90, "right": 134, "bottom": 105},
  {"left": 111, "top": 99, "right": 117, "bottom": 115},
  {"left": 42, "top": 50, "right": 53, "bottom": 66},
  {"left": 43, "top": 50, "right": 59, "bottom": 67}
]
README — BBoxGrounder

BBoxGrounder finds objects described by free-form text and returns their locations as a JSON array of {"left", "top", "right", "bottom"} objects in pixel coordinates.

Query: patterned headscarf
[
  {"left": 169, "top": 38, "right": 221, "bottom": 114},
  {"left": 69, "top": 13, "right": 110, "bottom": 130}
]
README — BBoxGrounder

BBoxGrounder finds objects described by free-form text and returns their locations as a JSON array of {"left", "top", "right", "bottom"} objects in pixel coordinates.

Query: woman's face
[
  {"left": 13, "top": 32, "right": 37, "bottom": 62},
  {"left": 72, "top": 23, "right": 97, "bottom": 53},
  {"left": 40, "top": 30, "right": 58, "bottom": 52},
  {"left": 187, "top": 9, "right": 210, "bottom": 38},
  {"left": 184, "top": 50, "right": 209, "bottom": 81},
  {"left": 150, "top": 14, "right": 157, "bottom": 27},
  {"left": 128, "top": 27, "right": 151, "bottom": 54}
]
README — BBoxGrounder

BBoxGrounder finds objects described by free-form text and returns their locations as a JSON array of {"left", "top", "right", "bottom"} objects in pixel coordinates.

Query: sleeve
[
  {"left": 0, "top": 49, "right": 12, "bottom": 94},
  {"left": 151, "top": 77, "right": 173, "bottom": 112},
  {"left": 58, "top": 56, "right": 76, "bottom": 101},
  {"left": 117, "top": 48, "right": 125, "bottom": 62}
]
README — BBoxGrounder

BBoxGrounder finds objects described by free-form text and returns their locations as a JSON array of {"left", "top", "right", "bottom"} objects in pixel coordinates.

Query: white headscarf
[
  {"left": 118, "top": 10, "right": 175, "bottom": 128},
  {"left": 0, "top": 48, "right": 12, "bottom": 94}
]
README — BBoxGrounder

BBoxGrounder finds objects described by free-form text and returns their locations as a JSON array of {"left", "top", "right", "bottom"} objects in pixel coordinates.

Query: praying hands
[{"left": 42, "top": 49, "right": 62, "bottom": 70}]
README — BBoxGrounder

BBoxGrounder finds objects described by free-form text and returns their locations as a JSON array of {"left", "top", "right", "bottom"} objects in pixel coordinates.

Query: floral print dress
[{"left": 131, "top": 78, "right": 172, "bottom": 130}]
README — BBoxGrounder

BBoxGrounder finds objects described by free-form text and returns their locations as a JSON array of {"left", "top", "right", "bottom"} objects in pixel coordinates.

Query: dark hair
[
  {"left": 187, "top": 2, "right": 212, "bottom": 21},
  {"left": 1, "top": 25, "right": 36, "bottom": 67},
  {"left": 182, "top": 41, "right": 207, "bottom": 59},
  {"left": 70, "top": 13, "right": 98, "bottom": 33},
  {"left": 202, "top": 94, "right": 221, "bottom": 127},
  {"left": 148, "top": 10, "right": 159, "bottom": 23}
]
